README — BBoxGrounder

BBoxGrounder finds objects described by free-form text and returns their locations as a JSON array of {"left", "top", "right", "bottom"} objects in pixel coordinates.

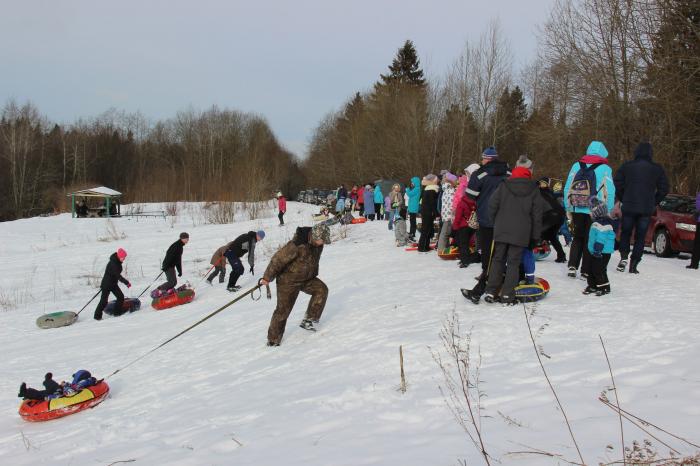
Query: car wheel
[{"left": 653, "top": 228, "right": 672, "bottom": 257}]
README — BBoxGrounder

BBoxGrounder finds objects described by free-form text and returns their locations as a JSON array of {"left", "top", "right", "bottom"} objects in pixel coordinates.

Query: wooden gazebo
[{"left": 68, "top": 186, "right": 122, "bottom": 218}]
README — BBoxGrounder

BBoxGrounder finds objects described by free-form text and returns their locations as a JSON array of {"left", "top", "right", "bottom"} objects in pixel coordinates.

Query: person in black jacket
[
  {"left": 418, "top": 174, "right": 440, "bottom": 252},
  {"left": 483, "top": 167, "right": 543, "bottom": 304},
  {"left": 225, "top": 230, "right": 265, "bottom": 291},
  {"left": 613, "top": 142, "right": 669, "bottom": 274},
  {"left": 462, "top": 147, "right": 511, "bottom": 304},
  {"left": 94, "top": 248, "right": 131, "bottom": 320},
  {"left": 538, "top": 177, "right": 567, "bottom": 262},
  {"left": 157, "top": 232, "right": 189, "bottom": 291}
]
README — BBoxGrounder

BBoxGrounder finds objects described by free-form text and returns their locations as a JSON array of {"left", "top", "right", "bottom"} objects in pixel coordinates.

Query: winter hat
[
  {"left": 311, "top": 224, "right": 331, "bottom": 245},
  {"left": 516, "top": 154, "right": 533, "bottom": 170},
  {"left": 117, "top": 248, "right": 127, "bottom": 260},
  {"left": 276, "top": 192, "right": 283, "bottom": 198},
  {"left": 481, "top": 146, "right": 498, "bottom": 159},
  {"left": 256, "top": 230, "right": 266, "bottom": 240},
  {"left": 365, "top": 184, "right": 372, "bottom": 190},
  {"left": 464, "top": 163, "right": 480, "bottom": 176},
  {"left": 510, "top": 167, "right": 532, "bottom": 179},
  {"left": 180, "top": 232, "right": 190, "bottom": 239},
  {"left": 589, "top": 197, "right": 608, "bottom": 219},
  {"left": 421, "top": 174, "right": 438, "bottom": 186},
  {"left": 444, "top": 172, "right": 458, "bottom": 184}
]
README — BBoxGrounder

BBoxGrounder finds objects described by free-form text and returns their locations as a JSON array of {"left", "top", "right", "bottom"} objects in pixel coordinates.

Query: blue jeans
[
  {"left": 387, "top": 209, "right": 395, "bottom": 230},
  {"left": 619, "top": 214, "right": 650, "bottom": 261}
]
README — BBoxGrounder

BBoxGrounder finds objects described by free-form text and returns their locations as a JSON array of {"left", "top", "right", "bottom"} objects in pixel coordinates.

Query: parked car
[
  {"left": 296, "top": 190, "right": 306, "bottom": 202},
  {"left": 622, "top": 194, "right": 696, "bottom": 257}
]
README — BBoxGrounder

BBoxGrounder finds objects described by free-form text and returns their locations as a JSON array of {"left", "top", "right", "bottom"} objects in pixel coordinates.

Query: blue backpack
[{"left": 569, "top": 162, "right": 602, "bottom": 208}]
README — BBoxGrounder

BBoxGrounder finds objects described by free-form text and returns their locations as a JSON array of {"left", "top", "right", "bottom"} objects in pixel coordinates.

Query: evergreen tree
[{"left": 377, "top": 40, "right": 426, "bottom": 89}]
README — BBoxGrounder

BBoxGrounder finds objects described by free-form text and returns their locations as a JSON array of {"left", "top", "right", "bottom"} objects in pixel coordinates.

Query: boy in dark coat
[
  {"left": 261, "top": 224, "right": 331, "bottom": 346},
  {"left": 613, "top": 142, "right": 669, "bottom": 273},
  {"left": 483, "top": 167, "right": 543, "bottom": 305},
  {"left": 538, "top": 177, "right": 567, "bottom": 262},
  {"left": 94, "top": 248, "right": 131, "bottom": 320},
  {"left": 225, "top": 230, "right": 265, "bottom": 291},
  {"left": 157, "top": 232, "right": 189, "bottom": 291},
  {"left": 418, "top": 174, "right": 440, "bottom": 252}
]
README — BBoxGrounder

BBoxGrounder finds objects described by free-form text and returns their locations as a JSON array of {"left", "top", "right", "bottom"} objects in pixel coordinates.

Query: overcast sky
[{"left": 0, "top": 0, "right": 554, "bottom": 158}]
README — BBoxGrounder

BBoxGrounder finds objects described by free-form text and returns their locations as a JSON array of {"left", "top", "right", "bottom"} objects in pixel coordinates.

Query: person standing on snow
[
  {"left": 224, "top": 230, "right": 265, "bottom": 292},
  {"left": 262, "top": 224, "right": 331, "bottom": 346},
  {"left": 482, "top": 166, "right": 543, "bottom": 305},
  {"left": 583, "top": 197, "right": 616, "bottom": 296},
  {"left": 363, "top": 185, "right": 375, "bottom": 220},
  {"left": 613, "top": 142, "right": 669, "bottom": 274},
  {"left": 563, "top": 141, "right": 615, "bottom": 279},
  {"left": 406, "top": 176, "right": 421, "bottom": 242},
  {"left": 687, "top": 191, "right": 700, "bottom": 270},
  {"left": 461, "top": 147, "right": 511, "bottom": 304},
  {"left": 277, "top": 192, "right": 287, "bottom": 226},
  {"left": 157, "top": 232, "right": 189, "bottom": 291},
  {"left": 374, "top": 182, "right": 384, "bottom": 220},
  {"left": 437, "top": 172, "right": 458, "bottom": 253},
  {"left": 537, "top": 177, "right": 567, "bottom": 263},
  {"left": 418, "top": 174, "right": 440, "bottom": 252},
  {"left": 388, "top": 183, "right": 405, "bottom": 231},
  {"left": 94, "top": 248, "right": 131, "bottom": 320}
]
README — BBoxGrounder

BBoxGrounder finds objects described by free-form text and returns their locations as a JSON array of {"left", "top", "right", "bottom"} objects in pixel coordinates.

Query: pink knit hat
[{"left": 117, "top": 248, "right": 127, "bottom": 260}]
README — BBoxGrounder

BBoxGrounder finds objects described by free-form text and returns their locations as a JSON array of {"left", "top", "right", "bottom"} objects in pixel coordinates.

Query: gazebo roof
[{"left": 68, "top": 186, "right": 122, "bottom": 197}]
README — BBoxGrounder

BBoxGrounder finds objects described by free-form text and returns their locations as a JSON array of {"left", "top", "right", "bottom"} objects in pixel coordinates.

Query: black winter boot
[
  {"left": 18, "top": 382, "right": 26, "bottom": 398},
  {"left": 629, "top": 258, "right": 640, "bottom": 274}
]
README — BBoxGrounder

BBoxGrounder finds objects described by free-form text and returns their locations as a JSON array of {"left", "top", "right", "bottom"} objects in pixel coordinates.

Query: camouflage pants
[{"left": 267, "top": 278, "right": 328, "bottom": 344}]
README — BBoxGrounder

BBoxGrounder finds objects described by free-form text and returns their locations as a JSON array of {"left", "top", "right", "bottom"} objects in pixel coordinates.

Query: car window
[{"left": 659, "top": 196, "right": 693, "bottom": 213}]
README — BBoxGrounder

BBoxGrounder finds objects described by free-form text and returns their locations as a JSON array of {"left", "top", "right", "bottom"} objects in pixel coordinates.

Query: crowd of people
[{"left": 325, "top": 140, "right": 697, "bottom": 305}]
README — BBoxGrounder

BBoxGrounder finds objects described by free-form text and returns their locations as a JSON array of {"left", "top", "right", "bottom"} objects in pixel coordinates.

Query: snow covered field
[{"left": 0, "top": 201, "right": 698, "bottom": 465}]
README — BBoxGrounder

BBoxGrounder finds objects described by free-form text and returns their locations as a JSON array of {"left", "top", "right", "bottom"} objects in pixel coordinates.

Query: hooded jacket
[
  {"left": 278, "top": 196, "right": 287, "bottom": 213},
  {"left": 211, "top": 243, "right": 233, "bottom": 267},
  {"left": 440, "top": 183, "right": 456, "bottom": 221},
  {"left": 406, "top": 177, "right": 421, "bottom": 214},
  {"left": 613, "top": 143, "right": 669, "bottom": 215},
  {"left": 467, "top": 160, "right": 511, "bottom": 228},
  {"left": 488, "top": 176, "right": 543, "bottom": 247},
  {"left": 262, "top": 227, "right": 324, "bottom": 287},
  {"left": 452, "top": 195, "right": 477, "bottom": 231},
  {"left": 374, "top": 185, "right": 384, "bottom": 204},
  {"left": 101, "top": 253, "right": 130, "bottom": 289},
  {"left": 563, "top": 141, "right": 616, "bottom": 214}
]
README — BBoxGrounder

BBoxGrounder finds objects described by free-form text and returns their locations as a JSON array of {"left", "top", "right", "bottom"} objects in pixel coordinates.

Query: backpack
[{"left": 568, "top": 162, "right": 602, "bottom": 208}]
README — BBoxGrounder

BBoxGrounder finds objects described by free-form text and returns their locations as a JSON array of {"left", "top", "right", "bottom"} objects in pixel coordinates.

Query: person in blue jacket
[
  {"left": 583, "top": 197, "right": 616, "bottom": 296},
  {"left": 374, "top": 182, "right": 384, "bottom": 220},
  {"left": 563, "top": 141, "right": 615, "bottom": 279},
  {"left": 406, "top": 176, "right": 421, "bottom": 241}
]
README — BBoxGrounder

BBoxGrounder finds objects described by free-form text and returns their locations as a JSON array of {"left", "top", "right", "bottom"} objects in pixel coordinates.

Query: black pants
[
  {"left": 227, "top": 256, "right": 245, "bottom": 287},
  {"left": 94, "top": 285, "right": 124, "bottom": 320},
  {"left": 471, "top": 227, "right": 495, "bottom": 296},
  {"left": 409, "top": 213, "right": 417, "bottom": 238},
  {"left": 374, "top": 203, "right": 382, "bottom": 219},
  {"left": 619, "top": 213, "right": 650, "bottom": 261},
  {"left": 588, "top": 254, "right": 611, "bottom": 289},
  {"left": 23, "top": 387, "right": 53, "bottom": 400},
  {"left": 486, "top": 242, "right": 525, "bottom": 299},
  {"left": 359, "top": 204, "right": 364, "bottom": 216},
  {"left": 542, "top": 224, "right": 565, "bottom": 259},
  {"left": 456, "top": 227, "right": 476, "bottom": 264},
  {"left": 278, "top": 211, "right": 285, "bottom": 225},
  {"left": 158, "top": 267, "right": 177, "bottom": 290},
  {"left": 569, "top": 213, "right": 592, "bottom": 273},
  {"left": 207, "top": 266, "right": 226, "bottom": 283},
  {"left": 691, "top": 222, "right": 700, "bottom": 268},
  {"left": 418, "top": 215, "right": 435, "bottom": 251}
]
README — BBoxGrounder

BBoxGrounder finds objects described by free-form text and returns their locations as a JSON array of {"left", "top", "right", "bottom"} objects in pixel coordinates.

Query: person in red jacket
[
  {"left": 452, "top": 192, "right": 478, "bottom": 267},
  {"left": 277, "top": 192, "right": 287, "bottom": 226}
]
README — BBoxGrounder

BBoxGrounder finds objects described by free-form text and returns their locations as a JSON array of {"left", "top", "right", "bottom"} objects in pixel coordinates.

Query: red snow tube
[
  {"left": 351, "top": 217, "right": 367, "bottom": 224},
  {"left": 152, "top": 288, "right": 195, "bottom": 310},
  {"left": 19, "top": 380, "right": 110, "bottom": 422}
]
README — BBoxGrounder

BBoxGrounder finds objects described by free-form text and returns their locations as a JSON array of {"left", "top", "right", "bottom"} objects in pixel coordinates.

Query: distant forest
[
  {"left": 303, "top": 0, "right": 699, "bottom": 194},
  {"left": 0, "top": 104, "right": 304, "bottom": 221},
  {"left": 1, "top": 0, "right": 697, "bottom": 221}
]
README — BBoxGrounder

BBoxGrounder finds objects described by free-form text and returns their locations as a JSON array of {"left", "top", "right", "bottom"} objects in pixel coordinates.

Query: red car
[{"left": 645, "top": 194, "right": 697, "bottom": 257}]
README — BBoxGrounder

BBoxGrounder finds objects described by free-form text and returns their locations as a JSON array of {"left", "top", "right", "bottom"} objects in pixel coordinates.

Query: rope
[{"left": 106, "top": 281, "right": 271, "bottom": 379}]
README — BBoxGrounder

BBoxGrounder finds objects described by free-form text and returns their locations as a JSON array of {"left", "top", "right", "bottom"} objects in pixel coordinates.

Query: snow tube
[
  {"left": 438, "top": 246, "right": 460, "bottom": 260},
  {"left": 152, "top": 288, "right": 195, "bottom": 310},
  {"left": 19, "top": 380, "right": 109, "bottom": 422},
  {"left": 36, "top": 311, "right": 78, "bottom": 329},
  {"left": 104, "top": 298, "right": 141, "bottom": 316},
  {"left": 351, "top": 217, "right": 367, "bottom": 224},
  {"left": 533, "top": 241, "right": 551, "bottom": 261},
  {"left": 514, "top": 277, "right": 550, "bottom": 302}
]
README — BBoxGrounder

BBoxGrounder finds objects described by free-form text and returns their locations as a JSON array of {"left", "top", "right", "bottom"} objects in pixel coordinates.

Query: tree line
[
  {"left": 0, "top": 103, "right": 304, "bottom": 221},
  {"left": 302, "top": 0, "right": 699, "bottom": 194}
]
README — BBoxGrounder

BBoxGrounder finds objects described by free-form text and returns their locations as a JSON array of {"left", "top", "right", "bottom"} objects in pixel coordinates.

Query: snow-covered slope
[{"left": 0, "top": 202, "right": 698, "bottom": 465}]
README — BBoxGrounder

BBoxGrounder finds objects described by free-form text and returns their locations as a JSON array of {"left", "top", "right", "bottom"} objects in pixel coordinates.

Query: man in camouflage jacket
[{"left": 261, "top": 224, "right": 331, "bottom": 346}]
